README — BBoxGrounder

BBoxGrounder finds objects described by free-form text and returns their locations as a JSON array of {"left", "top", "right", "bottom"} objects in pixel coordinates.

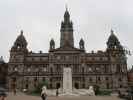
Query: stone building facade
[
  {"left": 128, "top": 66, "right": 133, "bottom": 88},
  {"left": 0, "top": 56, "right": 8, "bottom": 88},
  {"left": 8, "top": 9, "right": 128, "bottom": 91}
]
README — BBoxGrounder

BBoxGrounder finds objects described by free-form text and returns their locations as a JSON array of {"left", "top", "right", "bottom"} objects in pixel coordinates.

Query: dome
[
  {"left": 107, "top": 30, "right": 120, "bottom": 47},
  {"left": 14, "top": 30, "right": 27, "bottom": 48}
]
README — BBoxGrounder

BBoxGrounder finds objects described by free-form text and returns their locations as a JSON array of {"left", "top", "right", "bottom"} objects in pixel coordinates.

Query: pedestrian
[
  {"left": 41, "top": 91, "right": 47, "bottom": 100},
  {"left": 56, "top": 89, "right": 58, "bottom": 96},
  {"left": 41, "top": 86, "right": 47, "bottom": 100},
  {"left": 13, "top": 88, "right": 16, "bottom": 95}
]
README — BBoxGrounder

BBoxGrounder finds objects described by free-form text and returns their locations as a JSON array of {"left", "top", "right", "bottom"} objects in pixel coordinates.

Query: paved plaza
[{"left": 6, "top": 92, "right": 124, "bottom": 100}]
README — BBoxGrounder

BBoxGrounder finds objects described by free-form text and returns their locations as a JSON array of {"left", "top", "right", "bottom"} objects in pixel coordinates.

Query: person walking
[
  {"left": 41, "top": 92, "right": 47, "bottom": 100},
  {"left": 56, "top": 89, "right": 59, "bottom": 97},
  {"left": 41, "top": 86, "right": 47, "bottom": 100},
  {"left": 13, "top": 88, "right": 16, "bottom": 95}
]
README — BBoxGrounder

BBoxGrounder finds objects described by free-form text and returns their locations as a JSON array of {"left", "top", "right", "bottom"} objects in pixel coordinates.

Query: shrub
[
  {"left": 94, "top": 85, "right": 100, "bottom": 95},
  {"left": 28, "top": 80, "right": 48, "bottom": 95},
  {"left": 94, "top": 85, "right": 112, "bottom": 96},
  {"left": 98, "top": 90, "right": 112, "bottom": 96}
]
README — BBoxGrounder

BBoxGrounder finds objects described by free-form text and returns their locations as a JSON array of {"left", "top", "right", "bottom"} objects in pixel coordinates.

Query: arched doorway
[
  {"left": 25, "top": 84, "right": 28, "bottom": 89},
  {"left": 56, "top": 83, "right": 60, "bottom": 89},
  {"left": 11, "top": 77, "right": 17, "bottom": 91},
  {"left": 106, "top": 83, "right": 110, "bottom": 89},
  {"left": 74, "top": 83, "right": 79, "bottom": 89}
]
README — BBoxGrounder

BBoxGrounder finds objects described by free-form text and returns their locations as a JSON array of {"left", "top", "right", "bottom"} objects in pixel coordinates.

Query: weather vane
[{"left": 65, "top": 0, "right": 68, "bottom": 10}]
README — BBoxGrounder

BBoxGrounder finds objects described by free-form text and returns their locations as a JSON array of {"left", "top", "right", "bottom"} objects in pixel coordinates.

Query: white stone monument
[
  {"left": 46, "top": 67, "right": 95, "bottom": 96},
  {"left": 63, "top": 67, "right": 72, "bottom": 94}
]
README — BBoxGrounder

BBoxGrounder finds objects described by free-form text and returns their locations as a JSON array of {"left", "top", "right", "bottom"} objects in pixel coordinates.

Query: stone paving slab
[{"left": 6, "top": 92, "right": 124, "bottom": 100}]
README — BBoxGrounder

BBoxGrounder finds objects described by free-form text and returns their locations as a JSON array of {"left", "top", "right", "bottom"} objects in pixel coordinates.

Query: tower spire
[
  {"left": 111, "top": 29, "right": 114, "bottom": 35},
  {"left": 65, "top": 3, "right": 68, "bottom": 11},
  {"left": 60, "top": 7, "right": 74, "bottom": 48},
  {"left": 20, "top": 30, "right": 24, "bottom": 36},
  {"left": 64, "top": 6, "right": 70, "bottom": 23}
]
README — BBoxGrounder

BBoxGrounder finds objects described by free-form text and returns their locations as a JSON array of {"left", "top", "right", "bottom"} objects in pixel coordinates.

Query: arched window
[
  {"left": 27, "top": 68, "right": 31, "bottom": 72},
  {"left": 14, "top": 66, "right": 18, "bottom": 72},
  {"left": 57, "top": 65, "right": 61, "bottom": 72},
  {"left": 88, "top": 67, "right": 92, "bottom": 72},
  {"left": 105, "top": 65, "right": 108, "bottom": 73},
  {"left": 75, "top": 66, "right": 79, "bottom": 73},
  {"left": 43, "top": 67, "right": 47, "bottom": 72},
  {"left": 118, "top": 78, "right": 122, "bottom": 81},
  {"left": 50, "top": 78, "right": 52, "bottom": 82},
  {"left": 117, "top": 64, "right": 121, "bottom": 72},
  {"left": 11, "top": 77, "right": 17, "bottom": 90},
  {"left": 25, "top": 84, "right": 28, "bottom": 89},
  {"left": 106, "top": 77, "right": 109, "bottom": 81},
  {"left": 98, "top": 77, "right": 101, "bottom": 81},
  {"left": 50, "top": 67, "right": 53, "bottom": 73},
  {"left": 89, "top": 78, "right": 92, "bottom": 82},
  {"left": 34, "top": 77, "right": 37, "bottom": 82},
  {"left": 120, "top": 85, "right": 122, "bottom": 88},
  {"left": 106, "top": 83, "right": 109, "bottom": 89},
  {"left": 82, "top": 67, "right": 84, "bottom": 73}
]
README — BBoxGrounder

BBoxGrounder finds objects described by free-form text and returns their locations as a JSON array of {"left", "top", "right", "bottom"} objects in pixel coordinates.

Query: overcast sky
[{"left": 0, "top": 0, "right": 132, "bottom": 68}]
